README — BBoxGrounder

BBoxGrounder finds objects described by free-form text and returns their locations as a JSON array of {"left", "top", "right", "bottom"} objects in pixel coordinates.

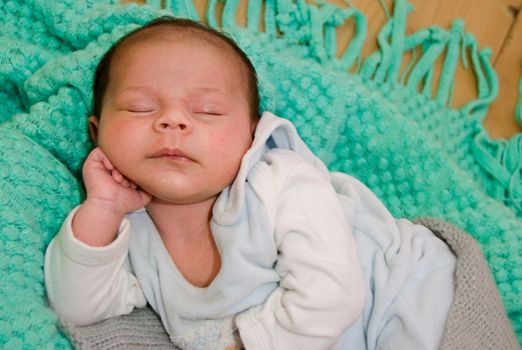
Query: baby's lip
[{"left": 151, "top": 148, "right": 194, "bottom": 162}]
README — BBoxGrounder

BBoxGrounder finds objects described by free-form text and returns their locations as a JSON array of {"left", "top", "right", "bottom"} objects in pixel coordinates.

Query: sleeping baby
[{"left": 44, "top": 16, "right": 456, "bottom": 350}]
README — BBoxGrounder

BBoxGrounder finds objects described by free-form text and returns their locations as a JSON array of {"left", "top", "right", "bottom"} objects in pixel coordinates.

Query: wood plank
[{"left": 484, "top": 9, "right": 522, "bottom": 138}]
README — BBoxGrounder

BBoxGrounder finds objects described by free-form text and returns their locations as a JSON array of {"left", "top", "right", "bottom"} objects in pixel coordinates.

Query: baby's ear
[{"left": 88, "top": 116, "right": 99, "bottom": 144}]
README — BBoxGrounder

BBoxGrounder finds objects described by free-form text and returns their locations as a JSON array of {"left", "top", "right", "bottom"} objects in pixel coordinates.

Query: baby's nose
[{"left": 154, "top": 108, "right": 192, "bottom": 131}]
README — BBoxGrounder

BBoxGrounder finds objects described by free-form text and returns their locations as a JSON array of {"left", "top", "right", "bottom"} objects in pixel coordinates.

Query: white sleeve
[
  {"left": 44, "top": 207, "right": 147, "bottom": 326},
  {"left": 236, "top": 151, "right": 366, "bottom": 350}
]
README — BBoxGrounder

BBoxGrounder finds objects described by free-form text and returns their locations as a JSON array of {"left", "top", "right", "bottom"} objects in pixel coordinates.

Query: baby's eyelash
[
  {"left": 189, "top": 105, "right": 223, "bottom": 116},
  {"left": 196, "top": 111, "right": 222, "bottom": 116},
  {"left": 123, "top": 106, "right": 156, "bottom": 113},
  {"left": 127, "top": 109, "right": 153, "bottom": 113}
]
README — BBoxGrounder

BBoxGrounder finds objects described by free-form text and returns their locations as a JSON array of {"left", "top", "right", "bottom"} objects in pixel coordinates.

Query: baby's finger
[
  {"left": 112, "top": 170, "right": 135, "bottom": 189},
  {"left": 111, "top": 168, "right": 124, "bottom": 183},
  {"left": 120, "top": 178, "right": 131, "bottom": 188},
  {"left": 91, "top": 148, "right": 114, "bottom": 171},
  {"left": 101, "top": 154, "right": 115, "bottom": 171}
]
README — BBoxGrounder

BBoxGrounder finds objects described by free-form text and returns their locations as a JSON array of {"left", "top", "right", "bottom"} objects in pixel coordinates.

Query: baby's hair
[{"left": 92, "top": 16, "right": 260, "bottom": 120}]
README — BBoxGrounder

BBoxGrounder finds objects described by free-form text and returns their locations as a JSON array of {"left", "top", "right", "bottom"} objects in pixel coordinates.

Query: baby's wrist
[
  {"left": 72, "top": 199, "right": 127, "bottom": 247},
  {"left": 83, "top": 197, "right": 128, "bottom": 218}
]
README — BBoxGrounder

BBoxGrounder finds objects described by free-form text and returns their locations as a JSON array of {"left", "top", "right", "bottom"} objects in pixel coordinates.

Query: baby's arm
[
  {"left": 44, "top": 147, "right": 150, "bottom": 325},
  {"left": 236, "top": 150, "right": 366, "bottom": 350},
  {"left": 45, "top": 208, "right": 147, "bottom": 325}
]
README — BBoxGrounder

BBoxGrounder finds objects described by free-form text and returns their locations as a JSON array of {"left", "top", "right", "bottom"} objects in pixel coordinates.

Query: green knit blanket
[{"left": 1, "top": 0, "right": 521, "bottom": 348}]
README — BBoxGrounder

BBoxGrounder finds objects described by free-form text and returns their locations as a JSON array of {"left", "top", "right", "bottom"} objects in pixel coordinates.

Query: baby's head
[
  {"left": 88, "top": 17, "right": 261, "bottom": 205},
  {"left": 93, "top": 16, "right": 260, "bottom": 121}
]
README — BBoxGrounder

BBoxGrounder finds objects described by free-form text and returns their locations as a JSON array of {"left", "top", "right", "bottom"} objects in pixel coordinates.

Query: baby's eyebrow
[
  {"left": 119, "top": 86, "right": 155, "bottom": 94},
  {"left": 188, "top": 88, "right": 233, "bottom": 103},
  {"left": 189, "top": 86, "right": 231, "bottom": 95}
]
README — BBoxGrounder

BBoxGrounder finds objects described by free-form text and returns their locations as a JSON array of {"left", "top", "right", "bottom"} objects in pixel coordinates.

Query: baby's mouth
[{"left": 151, "top": 148, "right": 195, "bottom": 162}]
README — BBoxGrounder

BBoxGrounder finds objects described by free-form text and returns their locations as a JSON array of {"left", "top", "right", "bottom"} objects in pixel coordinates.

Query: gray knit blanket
[{"left": 57, "top": 218, "right": 519, "bottom": 350}]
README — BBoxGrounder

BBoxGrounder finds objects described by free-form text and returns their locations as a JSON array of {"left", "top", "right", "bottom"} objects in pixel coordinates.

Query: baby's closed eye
[
  {"left": 189, "top": 103, "right": 225, "bottom": 116},
  {"left": 125, "top": 106, "right": 157, "bottom": 113},
  {"left": 115, "top": 92, "right": 160, "bottom": 114}
]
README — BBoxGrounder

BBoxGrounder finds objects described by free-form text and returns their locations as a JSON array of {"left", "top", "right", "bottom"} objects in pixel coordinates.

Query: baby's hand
[
  {"left": 82, "top": 147, "right": 151, "bottom": 216},
  {"left": 71, "top": 148, "right": 152, "bottom": 246}
]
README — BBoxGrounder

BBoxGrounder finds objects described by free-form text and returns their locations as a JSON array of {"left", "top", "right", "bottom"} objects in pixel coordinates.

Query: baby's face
[{"left": 92, "top": 35, "right": 256, "bottom": 205}]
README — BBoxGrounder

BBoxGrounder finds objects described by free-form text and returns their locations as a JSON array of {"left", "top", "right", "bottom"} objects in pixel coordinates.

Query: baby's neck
[
  {"left": 145, "top": 198, "right": 221, "bottom": 287},
  {"left": 146, "top": 198, "right": 215, "bottom": 240}
]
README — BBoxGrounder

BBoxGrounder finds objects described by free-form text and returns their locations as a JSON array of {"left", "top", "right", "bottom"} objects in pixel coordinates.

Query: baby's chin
[{"left": 145, "top": 191, "right": 221, "bottom": 208}]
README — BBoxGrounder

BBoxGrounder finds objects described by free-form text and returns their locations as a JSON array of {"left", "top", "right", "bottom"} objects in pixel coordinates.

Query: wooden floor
[{"left": 127, "top": 0, "right": 522, "bottom": 139}]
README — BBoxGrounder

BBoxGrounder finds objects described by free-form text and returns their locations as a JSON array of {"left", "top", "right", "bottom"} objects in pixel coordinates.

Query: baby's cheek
[{"left": 98, "top": 138, "right": 138, "bottom": 180}]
